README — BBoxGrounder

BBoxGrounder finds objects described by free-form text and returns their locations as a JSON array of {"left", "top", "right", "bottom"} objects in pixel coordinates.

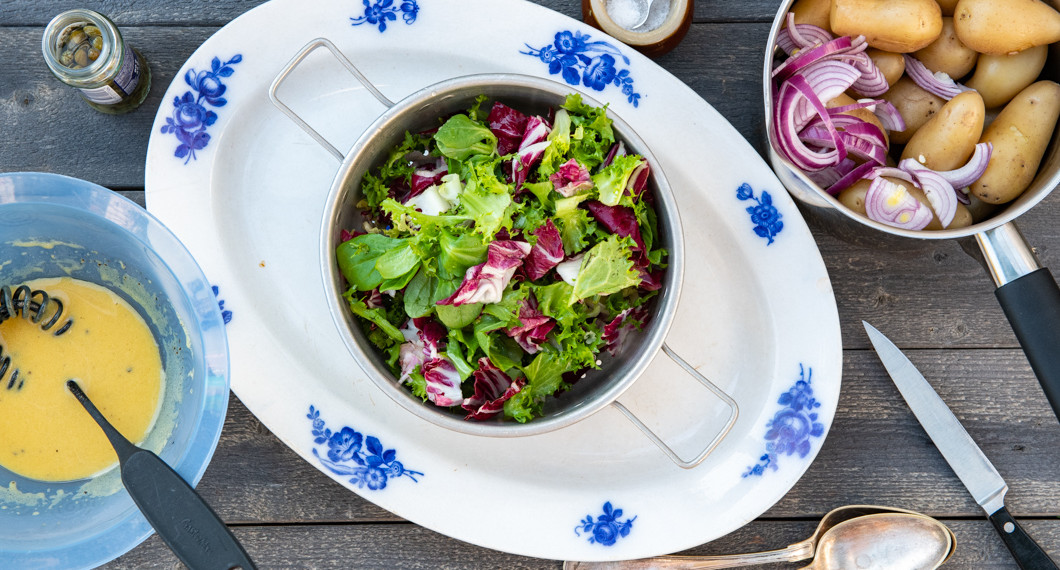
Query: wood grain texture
[{"left": 5, "top": 0, "right": 1060, "bottom": 568}]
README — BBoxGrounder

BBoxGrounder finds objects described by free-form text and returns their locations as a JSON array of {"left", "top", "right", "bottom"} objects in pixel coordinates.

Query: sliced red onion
[
  {"left": 848, "top": 52, "right": 889, "bottom": 97},
  {"left": 903, "top": 55, "right": 973, "bottom": 100},
  {"left": 774, "top": 76, "right": 846, "bottom": 171},
  {"left": 899, "top": 160, "right": 957, "bottom": 228},
  {"left": 773, "top": 36, "right": 854, "bottom": 81},
  {"left": 870, "top": 100, "right": 905, "bottom": 132},
  {"left": 865, "top": 176, "right": 933, "bottom": 230},
  {"left": 793, "top": 61, "right": 861, "bottom": 129},
  {"left": 800, "top": 128, "right": 887, "bottom": 165},
  {"left": 777, "top": 13, "right": 834, "bottom": 55},
  {"left": 867, "top": 166, "right": 916, "bottom": 185},
  {"left": 806, "top": 115, "right": 887, "bottom": 148},
  {"left": 828, "top": 161, "right": 877, "bottom": 195},
  {"left": 929, "top": 142, "right": 993, "bottom": 189}
]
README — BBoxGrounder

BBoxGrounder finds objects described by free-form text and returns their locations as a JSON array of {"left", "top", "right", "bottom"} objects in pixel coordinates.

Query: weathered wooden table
[{"left": 3, "top": 0, "right": 1060, "bottom": 567}]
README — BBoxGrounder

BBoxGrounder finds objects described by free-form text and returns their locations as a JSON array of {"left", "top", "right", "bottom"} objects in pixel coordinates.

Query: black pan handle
[
  {"left": 975, "top": 223, "right": 1060, "bottom": 424},
  {"left": 988, "top": 506, "right": 1059, "bottom": 569},
  {"left": 995, "top": 268, "right": 1060, "bottom": 423}
]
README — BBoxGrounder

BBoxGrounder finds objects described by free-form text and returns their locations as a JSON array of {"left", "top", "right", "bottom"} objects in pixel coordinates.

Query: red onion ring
[
  {"left": 903, "top": 55, "right": 973, "bottom": 100},
  {"left": 899, "top": 161, "right": 958, "bottom": 227},
  {"left": 865, "top": 176, "right": 933, "bottom": 230}
]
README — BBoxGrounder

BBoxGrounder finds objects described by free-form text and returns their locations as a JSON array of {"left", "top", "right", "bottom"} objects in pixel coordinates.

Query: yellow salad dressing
[{"left": 0, "top": 277, "right": 164, "bottom": 481}]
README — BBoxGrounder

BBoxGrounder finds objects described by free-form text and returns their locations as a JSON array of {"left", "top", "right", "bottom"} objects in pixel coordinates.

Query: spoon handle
[
  {"left": 563, "top": 541, "right": 815, "bottom": 569},
  {"left": 68, "top": 380, "right": 257, "bottom": 570}
]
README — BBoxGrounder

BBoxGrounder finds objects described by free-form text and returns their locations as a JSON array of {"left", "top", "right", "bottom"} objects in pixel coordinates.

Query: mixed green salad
[{"left": 337, "top": 94, "right": 667, "bottom": 422}]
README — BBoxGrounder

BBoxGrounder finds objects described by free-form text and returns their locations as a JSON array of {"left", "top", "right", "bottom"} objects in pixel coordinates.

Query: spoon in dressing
[
  {"left": 563, "top": 505, "right": 955, "bottom": 569},
  {"left": 67, "top": 379, "right": 257, "bottom": 570}
]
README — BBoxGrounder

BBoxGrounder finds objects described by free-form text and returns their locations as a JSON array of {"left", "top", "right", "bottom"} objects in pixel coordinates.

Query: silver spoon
[
  {"left": 564, "top": 505, "right": 955, "bottom": 569},
  {"left": 608, "top": 0, "right": 656, "bottom": 30},
  {"left": 67, "top": 379, "right": 257, "bottom": 570}
]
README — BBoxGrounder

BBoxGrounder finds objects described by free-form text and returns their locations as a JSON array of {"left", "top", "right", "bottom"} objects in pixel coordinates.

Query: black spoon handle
[{"left": 68, "top": 380, "right": 257, "bottom": 570}]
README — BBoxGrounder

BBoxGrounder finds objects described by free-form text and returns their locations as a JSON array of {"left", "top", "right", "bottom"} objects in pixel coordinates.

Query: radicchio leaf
[
  {"left": 504, "top": 297, "right": 556, "bottom": 354},
  {"left": 436, "top": 240, "right": 532, "bottom": 306},
  {"left": 397, "top": 317, "right": 448, "bottom": 383},
  {"left": 524, "top": 220, "right": 565, "bottom": 281},
  {"left": 462, "top": 358, "right": 526, "bottom": 420},
  {"left": 626, "top": 160, "right": 650, "bottom": 200},
  {"left": 409, "top": 157, "right": 448, "bottom": 199},
  {"left": 585, "top": 200, "right": 647, "bottom": 265},
  {"left": 422, "top": 357, "right": 464, "bottom": 407},
  {"left": 512, "top": 116, "right": 552, "bottom": 191},
  {"left": 549, "top": 158, "right": 593, "bottom": 197},
  {"left": 602, "top": 306, "right": 651, "bottom": 356},
  {"left": 488, "top": 102, "right": 530, "bottom": 156}
]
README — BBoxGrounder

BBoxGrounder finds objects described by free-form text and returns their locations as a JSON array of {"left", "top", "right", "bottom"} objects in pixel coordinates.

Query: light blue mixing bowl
[{"left": 0, "top": 172, "right": 230, "bottom": 569}]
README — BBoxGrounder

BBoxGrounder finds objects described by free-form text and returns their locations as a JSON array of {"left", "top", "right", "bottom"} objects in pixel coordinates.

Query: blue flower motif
[
  {"left": 307, "top": 406, "right": 423, "bottom": 489},
  {"left": 575, "top": 502, "right": 636, "bottom": 546},
  {"left": 744, "top": 365, "right": 825, "bottom": 477},
  {"left": 736, "top": 183, "right": 784, "bottom": 245},
  {"left": 583, "top": 54, "right": 617, "bottom": 91},
  {"left": 160, "top": 55, "right": 242, "bottom": 164},
  {"left": 351, "top": 0, "right": 419, "bottom": 32},
  {"left": 522, "top": 31, "right": 643, "bottom": 107},
  {"left": 211, "top": 285, "right": 233, "bottom": 325}
]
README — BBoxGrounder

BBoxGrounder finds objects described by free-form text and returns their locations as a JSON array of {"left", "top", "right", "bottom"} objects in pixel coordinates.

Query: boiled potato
[
  {"left": 965, "top": 45, "right": 1049, "bottom": 108},
  {"left": 790, "top": 0, "right": 832, "bottom": 31},
  {"left": 901, "top": 90, "right": 986, "bottom": 170},
  {"left": 882, "top": 76, "right": 947, "bottom": 144},
  {"left": 829, "top": 93, "right": 890, "bottom": 148},
  {"left": 914, "top": 18, "right": 978, "bottom": 78},
  {"left": 838, "top": 178, "right": 872, "bottom": 214},
  {"left": 970, "top": 81, "right": 1060, "bottom": 203},
  {"left": 831, "top": 0, "right": 943, "bottom": 52},
  {"left": 866, "top": 49, "right": 907, "bottom": 87},
  {"left": 953, "top": 0, "right": 1060, "bottom": 54}
]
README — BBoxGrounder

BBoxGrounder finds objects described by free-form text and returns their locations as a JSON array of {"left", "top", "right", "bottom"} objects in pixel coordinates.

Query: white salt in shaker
[{"left": 582, "top": 0, "right": 692, "bottom": 57}]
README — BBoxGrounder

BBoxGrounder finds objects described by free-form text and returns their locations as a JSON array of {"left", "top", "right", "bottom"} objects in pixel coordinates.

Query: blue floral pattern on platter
[
  {"left": 575, "top": 502, "right": 636, "bottom": 546},
  {"left": 160, "top": 54, "right": 242, "bottom": 164},
  {"left": 737, "top": 183, "right": 783, "bottom": 245},
  {"left": 744, "top": 364, "right": 824, "bottom": 477},
  {"left": 522, "top": 31, "right": 642, "bottom": 107},
  {"left": 307, "top": 405, "right": 423, "bottom": 490},
  {"left": 351, "top": 0, "right": 420, "bottom": 32},
  {"left": 211, "top": 285, "right": 233, "bottom": 325}
]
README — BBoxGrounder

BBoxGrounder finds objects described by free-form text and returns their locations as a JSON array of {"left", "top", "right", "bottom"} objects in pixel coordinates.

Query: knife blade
[{"left": 863, "top": 321, "right": 1057, "bottom": 570}]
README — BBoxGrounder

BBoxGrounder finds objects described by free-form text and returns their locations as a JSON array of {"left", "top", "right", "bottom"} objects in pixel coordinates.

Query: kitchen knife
[{"left": 863, "top": 321, "right": 1057, "bottom": 570}]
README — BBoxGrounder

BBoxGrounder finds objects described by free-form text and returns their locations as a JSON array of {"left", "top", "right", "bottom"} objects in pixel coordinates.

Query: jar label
[{"left": 77, "top": 43, "right": 139, "bottom": 105}]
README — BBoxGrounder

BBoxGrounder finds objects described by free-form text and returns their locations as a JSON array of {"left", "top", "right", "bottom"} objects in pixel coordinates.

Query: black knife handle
[
  {"left": 995, "top": 268, "right": 1060, "bottom": 424},
  {"left": 988, "top": 506, "right": 1058, "bottom": 569}
]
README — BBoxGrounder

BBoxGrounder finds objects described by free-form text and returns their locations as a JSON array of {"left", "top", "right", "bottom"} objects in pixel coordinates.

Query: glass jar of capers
[{"left": 41, "top": 9, "right": 151, "bottom": 114}]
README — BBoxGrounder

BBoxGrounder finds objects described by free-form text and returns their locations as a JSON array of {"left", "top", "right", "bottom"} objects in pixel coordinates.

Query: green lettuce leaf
[
  {"left": 571, "top": 235, "right": 641, "bottom": 302},
  {"left": 592, "top": 154, "right": 643, "bottom": 206},
  {"left": 434, "top": 114, "right": 497, "bottom": 161},
  {"left": 336, "top": 233, "right": 405, "bottom": 292},
  {"left": 553, "top": 195, "right": 597, "bottom": 255},
  {"left": 344, "top": 294, "right": 404, "bottom": 343}
]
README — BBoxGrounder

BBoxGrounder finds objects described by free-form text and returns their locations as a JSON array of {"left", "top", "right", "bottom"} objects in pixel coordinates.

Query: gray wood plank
[
  {"left": 0, "top": 0, "right": 777, "bottom": 27},
  {"left": 98, "top": 519, "right": 1060, "bottom": 568}
]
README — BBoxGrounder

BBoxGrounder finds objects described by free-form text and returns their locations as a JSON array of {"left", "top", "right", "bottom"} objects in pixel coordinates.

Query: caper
[
  {"left": 66, "top": 29, "right": 86, "bottom": 49},
  {"left": 91, "top": 36, "right": 103, "bottom": 50},
  {"left": 83, "top": 25, "right": 101, "bottom": 37},
  {"left": 74, "top": 46, "right": 89, "bottom": 67},
  {"left": 59, "top": 51, "right": 74, "bottom": 66},
  {"left": 88, "top": 48, "right": 100, "bottom": 61}
]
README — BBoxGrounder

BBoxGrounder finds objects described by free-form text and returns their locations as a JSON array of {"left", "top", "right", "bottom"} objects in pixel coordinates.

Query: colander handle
[
  {"left": 610, "top": 344, "right": 739, "bottom": 470},
  {"left": 268, "top": 37, "right": 395, "bottom": 161}
]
